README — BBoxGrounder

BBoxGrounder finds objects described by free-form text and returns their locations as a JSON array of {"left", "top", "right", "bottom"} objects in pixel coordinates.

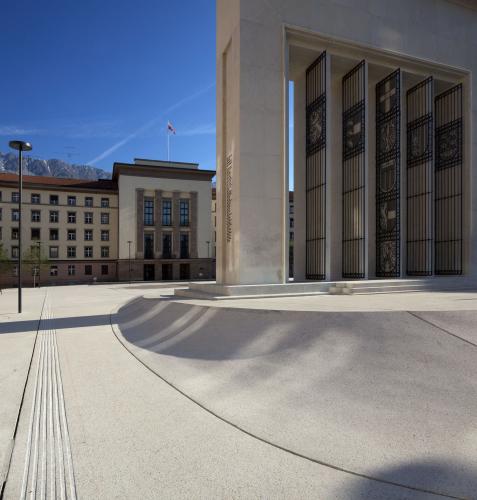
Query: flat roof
[
  {"left": 0, "top": 173, "right": 117, "bottom": 192},
  {"left": 112, "top": 162, "right": 216, "bottom": 182}
]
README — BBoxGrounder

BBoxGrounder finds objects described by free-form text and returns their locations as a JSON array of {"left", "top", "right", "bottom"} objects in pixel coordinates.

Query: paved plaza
[{"left": 1, "top": 283, "right": 477, "bottom": 499}]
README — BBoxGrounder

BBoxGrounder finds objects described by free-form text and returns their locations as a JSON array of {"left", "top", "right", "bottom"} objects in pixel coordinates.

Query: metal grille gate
[
  {"left": 305, "top": 51, "right": 327, "bottom": 279},
  {"left": 376, "top": 69, "right": 401, "bottom": 277},
  {"left": 435, "top": 84, "right": 463, "bottom": 275},
  {"left": 406, "top": 77, "right": 434, "bottom": 276},
  {"left": 342, "top": 60, "right": 366, "bottom": 279}
]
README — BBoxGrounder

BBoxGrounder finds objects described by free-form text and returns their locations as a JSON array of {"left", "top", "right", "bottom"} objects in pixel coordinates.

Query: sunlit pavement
[{"left": 1, "top": 283, "right": 476, "bottom": 499}]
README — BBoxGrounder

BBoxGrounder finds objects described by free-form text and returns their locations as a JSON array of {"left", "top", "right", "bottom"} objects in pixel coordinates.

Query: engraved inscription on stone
[{"left": 225, "top": 154, "right": 233, "bottom": 243}]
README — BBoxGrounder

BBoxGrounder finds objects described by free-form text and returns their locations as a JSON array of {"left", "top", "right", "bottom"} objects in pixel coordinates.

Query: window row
[
  {"left": 3, "top": 228, "right": 109, "bottom": 241},
  {"left": 9, "top": 245, "right": 110, "bottom": 259},
  {"left": 5, "top": 209, "right": 110, "bottom": 224},
  {"left": 51, "top": 264, "right": 110, "bottom": 277},
  {"left": 143, "top": 232, "right": 189, "bottom": 259},
  {"left": 2, "top": 191, "right": 110, "bottom": 207},
  {"left": 143, "top": 199, "right": 189, "bottom": 227}
]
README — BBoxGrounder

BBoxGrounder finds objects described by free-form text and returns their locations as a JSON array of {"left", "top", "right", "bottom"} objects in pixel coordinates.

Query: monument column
[
  {"left": 172, "top": 191, "right": 180, "bottom": 258},
  {"left": 154, "top": 190, "right": 162, "bottom": 258}
]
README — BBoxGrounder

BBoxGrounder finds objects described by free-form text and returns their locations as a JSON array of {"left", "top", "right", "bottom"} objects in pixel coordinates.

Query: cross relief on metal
[{"left": 376, "top": 68, "right": 401, "bottom": 278}]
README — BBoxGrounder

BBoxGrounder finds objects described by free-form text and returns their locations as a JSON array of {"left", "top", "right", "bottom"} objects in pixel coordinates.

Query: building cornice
[
  {"left": 0, "top": 178, "right": 118, "bottom": 194},
  {"left": 112, "top": 163, "right": 216, "bottom": 182}
]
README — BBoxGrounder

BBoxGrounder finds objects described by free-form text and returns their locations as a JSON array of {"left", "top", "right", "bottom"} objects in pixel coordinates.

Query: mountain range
[{"left": 0, "top": 152, "right": 110, "bottom": 180}]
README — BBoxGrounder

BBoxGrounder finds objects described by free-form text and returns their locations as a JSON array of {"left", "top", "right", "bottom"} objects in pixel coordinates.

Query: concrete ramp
[{"left": 114, "top": 297, "right": 477, "bottom": 498}]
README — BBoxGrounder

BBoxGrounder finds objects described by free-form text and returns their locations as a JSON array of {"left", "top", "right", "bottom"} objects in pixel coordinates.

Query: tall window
[
  {"left": 31, "top": 228, "right": 40, "bottom": 240},
  {"left": 144, "top": 234, "right": 154, "bottom": 259},
  {"left": 68, "top": 212, "right": 76, "bottom": 223},
  {"left": 101, "top": 246, "right": 109, "bottom": 258},
  {"left": 84, "top": 212, "right": 93, "bottom": 224},
  {"left": 101, "top": 230, "right": 109, "bottom": 241},
  {"left": 12, "top": 192, "right": 19, "bottom": 203},
  {"left": 162, "top": 199, "right": 172, "bottom": 226},
  {"left": 85, "top": 196, "right": 93, "bottom": 207},
  {"left": 144, "top": 198, "right": 154, "bottom": 226},
  {"left": 31, "top": 210, "right": 41, "bottom": 222},
  {"left": 67, "top": 246, "right": 76, "bottom": 258},
  {"left": 101, "top": 213, "right": 109, "bottom": 224},
  {"left": 50, "top": 229, "right": 59, "bottom": 241},
  {"left": 68, "top": 264, "right": 75, "bottom": 276},
  {"left": 180, "top": 200, "right": 189, "bottom": 226},
  {"left": 101, "top": 198, "right": 109, "bottom": 208},
  {"left": 49, "top": 247, "right": 59, "bottom": 259},
  {"left": 101, "top": 264, "right": 109, "bottom": 275},
  {"left": 12, "top": 246, "right": 19, "bottom": 259},
  {"left": 67, "top": 229, "right": 76, "bottom": 241},
  {"left": 50, "top": 194, "right": 59, "bottom": 205},
  {"left": 50, "top": 211, "right": 59, "bottom": 223},
  {"left": 11, "top": 228, "right": 19, "bottom": 240},
  {"left": 67, "top": 195, "right": 76, "bottom": 206},
  {"left": 180, "top": 233, "right": 189, "bottom": 259},
  {"left": 84, "top": 229, "right": 93, "bottom": 241},
  {"left": 85, "top": 264, "right": 92, "bottom": 275},
  {"left": 31, "top": 193, "right": 40, "bottom": 204},
  {"left": 11, "top": 209, "right": 19, "bottom": 221},
  {"left": 50, "top": 265, "right": 58, "bottom": 276},
  {"left": 162, "top": 233, "right": 172, "bottom": 258},
  {"left": 84, "top": 246, "right": 93, "bottom": 258}
]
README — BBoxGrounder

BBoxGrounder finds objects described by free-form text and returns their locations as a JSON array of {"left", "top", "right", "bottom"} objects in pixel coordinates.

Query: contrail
[{"left": 87, "top": 82, "right": 215, "bottom": 166}]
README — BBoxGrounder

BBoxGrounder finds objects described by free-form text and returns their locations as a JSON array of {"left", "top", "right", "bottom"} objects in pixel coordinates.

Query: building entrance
[{"left": 143, "top": 264, "right": 155, "bottom": 281}]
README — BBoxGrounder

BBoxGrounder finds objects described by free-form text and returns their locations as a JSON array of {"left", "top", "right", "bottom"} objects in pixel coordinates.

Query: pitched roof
[{"left": 0, "top": 173, "right": 117, "bottom": 191}]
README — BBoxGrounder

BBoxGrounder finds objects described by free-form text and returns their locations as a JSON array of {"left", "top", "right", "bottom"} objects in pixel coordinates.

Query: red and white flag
[{"left": 167, "top": 121, "right": 176, "bottom": 135}]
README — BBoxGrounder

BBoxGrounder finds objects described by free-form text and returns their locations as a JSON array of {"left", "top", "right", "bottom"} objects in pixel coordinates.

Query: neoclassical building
[{"left": 212, "top": 0, "right": 476, "bottom": 288}]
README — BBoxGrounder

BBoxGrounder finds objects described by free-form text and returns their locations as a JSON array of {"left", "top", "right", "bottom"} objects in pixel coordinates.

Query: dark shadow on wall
[{"left": 340, "top": 460, "right": 477, "bottom": 500}]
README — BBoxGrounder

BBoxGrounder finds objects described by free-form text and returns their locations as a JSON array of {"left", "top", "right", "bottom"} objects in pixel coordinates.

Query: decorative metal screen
[
  {"left": 376, "top": 69, "right": 401, "bottom": 277},
  {"left": 406, "top": 77, "right": 433, "bottom": 276},
  {"left": 342, "top": 60, "right": 366, "bottom": 279},
  {"left": 435, "top": 83, "right": 463, "bottom": 275},
  {"left": 305, "top": 51, "right": 327, "bottom": 280}
]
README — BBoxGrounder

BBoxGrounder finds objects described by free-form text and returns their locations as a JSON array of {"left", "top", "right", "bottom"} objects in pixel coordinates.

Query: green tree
[
  {"left": 0, "top": 243, "right": 12, "bottom": 291},
  {"left": 23, "top": 243, "right": 49, "bottom": 287}
]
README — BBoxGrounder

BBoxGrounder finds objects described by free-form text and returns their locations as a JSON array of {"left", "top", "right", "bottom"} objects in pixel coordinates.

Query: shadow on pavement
[
  {"left": 0, "top": 314, "right": 112, "bottom": 334},
  {"left": 341, "top": 460, "right": 477, "bottom": 499}
]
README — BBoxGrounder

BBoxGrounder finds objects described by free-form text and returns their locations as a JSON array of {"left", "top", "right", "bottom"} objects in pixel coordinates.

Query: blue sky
[{"left": 0, "top": 0, "right": 216, "bottom": 173}]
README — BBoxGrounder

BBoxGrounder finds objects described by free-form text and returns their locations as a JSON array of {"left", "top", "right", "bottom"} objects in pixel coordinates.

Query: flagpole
[{"left": 167, "top": 131, "right": 170, "bottom": 161}]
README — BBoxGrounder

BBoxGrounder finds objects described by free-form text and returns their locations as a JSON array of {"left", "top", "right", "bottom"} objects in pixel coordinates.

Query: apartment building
[
  {"left": 0, "top": 158, "right": 215, "bottom": 287},
  {"left": 0, "top": 175, "right": 117, "bottom": 286}
]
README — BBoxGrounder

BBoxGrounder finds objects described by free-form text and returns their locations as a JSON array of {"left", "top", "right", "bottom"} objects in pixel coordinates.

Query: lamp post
[
  {"left": 9, "top": 140, "right": 32, "bottom": 314},
  {"left": 127, "top": 240, "right": 132, "bottom": 283},
  {"left": 36, "top": 240, "right": 41, "bottom": 288}
]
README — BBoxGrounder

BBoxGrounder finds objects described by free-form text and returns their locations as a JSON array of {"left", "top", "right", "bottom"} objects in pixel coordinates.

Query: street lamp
[
  {"left": 127, "top": 240, "right": 132, "bottom": 283},
  {"left": 9, "top": 140, "right": 32, "bottom": 314},
  {"left": 36, "top": 240, "right": 41, "bottom": 288}
]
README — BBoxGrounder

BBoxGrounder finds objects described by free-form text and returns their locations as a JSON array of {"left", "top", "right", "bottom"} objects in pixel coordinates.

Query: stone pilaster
[
  {"left": 190, "top": 192, "right": 198, "bottom": 258},
  {"left": 154, "top": 189, "right": 162, "bottom": 257},
  {"left": 136, "top": 189, "right": 144, "bottom": 258},
  {"left": 172, "top": 192, "right": 180, "bottom": 258}
]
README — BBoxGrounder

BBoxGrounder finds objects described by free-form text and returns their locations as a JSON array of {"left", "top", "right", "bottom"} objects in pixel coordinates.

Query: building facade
[
  {"left": 0, "top": 159, "right": 215, "bottom": 287},
  {"left": 214, "top": 0, "right": 477, "bottom": 287},
  {"left": 115, "top": 159, "right": 215, "bottom": 281}
]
